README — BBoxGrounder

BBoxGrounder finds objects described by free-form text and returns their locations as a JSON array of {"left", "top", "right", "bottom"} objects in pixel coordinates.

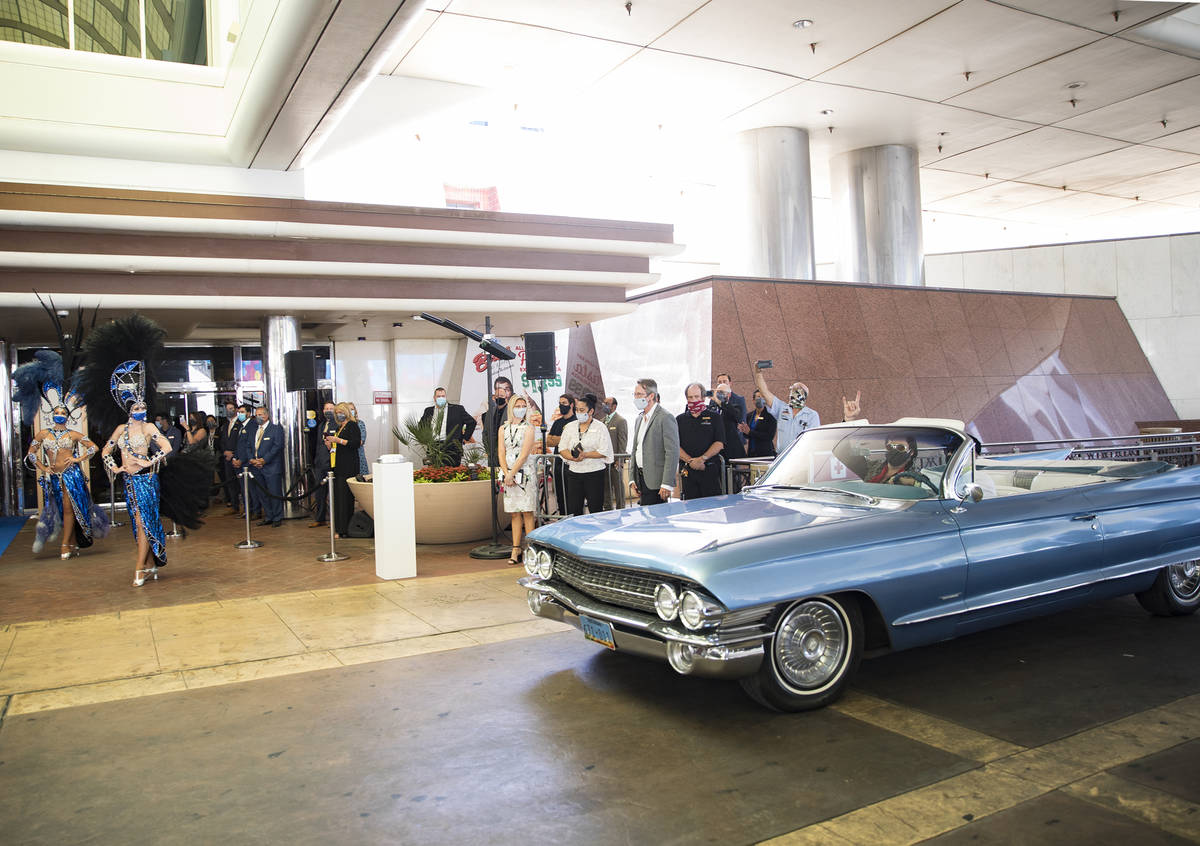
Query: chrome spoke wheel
[
  {"left": 1167, "top": 559, "right": 1200, "bottom": 601},
  {"left": 773, "top": 599, "right": 848, "bottom": 692}
]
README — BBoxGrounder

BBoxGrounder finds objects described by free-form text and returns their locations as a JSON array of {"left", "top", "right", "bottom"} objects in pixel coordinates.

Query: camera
[
  {"left": 704, "top": 389, "right": 713, "bottom": 397},
  {"left": 756, "top": 359, "right": 773, "bottom": 370},
  {"left": 570, "top": 443, "right": 583, "bottom": 459}
]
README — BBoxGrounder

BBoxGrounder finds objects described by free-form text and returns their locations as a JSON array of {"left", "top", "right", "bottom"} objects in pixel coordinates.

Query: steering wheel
[{"left": 895, "top": 470, "right": 940, "bottom": 495}]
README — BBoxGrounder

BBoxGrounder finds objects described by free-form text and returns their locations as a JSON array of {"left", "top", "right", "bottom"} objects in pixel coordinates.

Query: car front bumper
[{"left": 519, "top": 575, "right": 766, "bottom": 680}]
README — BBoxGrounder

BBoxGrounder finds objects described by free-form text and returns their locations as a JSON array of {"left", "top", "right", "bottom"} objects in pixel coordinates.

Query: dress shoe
[
  {"left": 309, "top": 521, "right": 327, "bottom": 528},
  {"left": 256, "top": 519, "right": 270, "bottom": 526},
  {"left": 271, "top": 521, "right": 282, "bottom": 528}
]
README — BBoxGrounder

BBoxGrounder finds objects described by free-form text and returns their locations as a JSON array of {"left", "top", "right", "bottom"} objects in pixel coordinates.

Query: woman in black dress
[
  {"left": 328, "top": 401, "right": 362, "bottom": 538},
  {"left": 741, "top": 389, "right": 778, "bottom": 458}
]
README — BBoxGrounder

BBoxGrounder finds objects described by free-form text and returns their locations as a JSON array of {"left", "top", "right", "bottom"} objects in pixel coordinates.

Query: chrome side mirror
[{"left": 950, "top": 483, "right": 983, "bottom": 513}]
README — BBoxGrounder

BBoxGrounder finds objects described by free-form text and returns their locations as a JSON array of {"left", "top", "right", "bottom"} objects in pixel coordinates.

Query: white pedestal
[{"left": 372, "top": 455, "right": 416, "bottom": 580}]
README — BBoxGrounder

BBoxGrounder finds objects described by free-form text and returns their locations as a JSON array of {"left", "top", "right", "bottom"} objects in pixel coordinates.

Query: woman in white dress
[
  {"left": 498, "top": 395, "right": 537, "bottom": 565},
  {"left": 558, "top": 394, "right": 614, "bottom": 516}
]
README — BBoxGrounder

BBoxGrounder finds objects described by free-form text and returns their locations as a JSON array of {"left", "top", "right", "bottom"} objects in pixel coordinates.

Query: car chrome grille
[{"left": 551, "top": 553, "right": 662, "bottom": 613}]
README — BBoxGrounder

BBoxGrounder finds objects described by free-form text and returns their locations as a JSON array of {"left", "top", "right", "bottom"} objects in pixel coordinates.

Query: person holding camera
[
  {"left": 753, "top": 360, "right": 820, "bottom": 452},
  {"left": 499, "top": 395, "right": 537, "bottom": 564},
  {"left": 557, "top": 394, "right": 614, "bottom": 517}
]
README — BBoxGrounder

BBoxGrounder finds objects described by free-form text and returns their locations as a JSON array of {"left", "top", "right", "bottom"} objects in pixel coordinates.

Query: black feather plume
[{"left": 76, "top": 314, "right": 166, "bottom": 443}]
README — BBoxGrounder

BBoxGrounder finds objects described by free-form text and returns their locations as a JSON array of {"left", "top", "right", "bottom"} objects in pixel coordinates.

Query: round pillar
[
  {"left": 0, "top": 341, "right": 16, "bottom": 515},
  {"left": 722, "top": 126, "right": 816, "bottom": 279},
  {"left": 831, "top": 144, "right": 923, "bottom": 285},
  {"left": 260, "top": 315, "right": 304, "bottom": 520}
]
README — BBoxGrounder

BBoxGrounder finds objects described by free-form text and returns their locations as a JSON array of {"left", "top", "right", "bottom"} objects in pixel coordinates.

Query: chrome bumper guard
[{"left": 519, "top": 576, "right": 765, "bottom": 680}]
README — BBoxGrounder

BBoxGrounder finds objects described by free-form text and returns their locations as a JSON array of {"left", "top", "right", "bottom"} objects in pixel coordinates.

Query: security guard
[{"left": 676, "top": 382, "right": 725, "bottom": 500}]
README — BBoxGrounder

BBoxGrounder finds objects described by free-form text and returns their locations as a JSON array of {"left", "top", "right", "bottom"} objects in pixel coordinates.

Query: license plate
[{"left": 580, "top": 615, "right": 616, "bottom": 650}]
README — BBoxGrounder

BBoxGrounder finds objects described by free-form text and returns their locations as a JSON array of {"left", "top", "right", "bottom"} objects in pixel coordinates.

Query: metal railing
[
  {"left": 980, "top": 431, "right": 1200, "bottom": 467},
  {"left": 528, "top": 452, "right": 632, "bottom": 526}
]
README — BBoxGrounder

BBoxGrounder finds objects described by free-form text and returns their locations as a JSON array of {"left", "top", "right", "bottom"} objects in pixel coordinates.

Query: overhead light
[
  {"left": 1064, "top": 81, "right": 1086, "bottom": 90},
  {"left": 793, "top": 18, "right": 813, "bottom": 28},
  {"left": 819, "top": 108, "right": 834, "bottom": 115}
]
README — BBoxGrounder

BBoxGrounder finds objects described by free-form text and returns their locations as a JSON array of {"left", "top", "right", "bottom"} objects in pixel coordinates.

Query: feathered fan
[
  {"left": 12, "top": 350, "right": 65, "bottom": 428},
  {"left": 75, "top": 313, "right": 166, "bottom": 444}
]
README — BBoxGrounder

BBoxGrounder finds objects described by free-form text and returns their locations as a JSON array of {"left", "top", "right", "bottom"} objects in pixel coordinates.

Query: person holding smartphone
[
  {"left": 753, "top": 360, "right": 821, "bottom": 452},
  {"left": 557, "top": 394, "right": 614, "bottom": 516}
]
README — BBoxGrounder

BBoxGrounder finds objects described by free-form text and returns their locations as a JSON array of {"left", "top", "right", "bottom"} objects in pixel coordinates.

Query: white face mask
[
  {"left": 577, "top": 410, "right": 590, "bottom": 421},
  {"left": 512, "top": 406, "right": 527, "bottom": 420},
  {"left": 633, "top": 395, "right": 648, "bottom": 411}
]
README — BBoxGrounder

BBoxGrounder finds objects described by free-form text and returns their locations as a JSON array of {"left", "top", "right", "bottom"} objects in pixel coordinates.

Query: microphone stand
[{"left": 469, "top": 315, "right": 511, "bottom": 560}]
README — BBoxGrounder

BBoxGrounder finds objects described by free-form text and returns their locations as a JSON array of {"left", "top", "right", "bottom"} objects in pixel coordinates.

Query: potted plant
[{"left": 389, "top": 415, "right": 498, "bottom": 544}]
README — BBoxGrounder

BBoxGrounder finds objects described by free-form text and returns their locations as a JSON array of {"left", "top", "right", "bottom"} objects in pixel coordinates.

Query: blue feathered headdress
[{"left": 12, "top": 350, "right": 66, "bottom": 427}]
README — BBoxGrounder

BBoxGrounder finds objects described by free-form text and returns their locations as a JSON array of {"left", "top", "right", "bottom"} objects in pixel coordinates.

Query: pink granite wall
[{"left": 658, "top": 277, "right": 1175, "bottom": 443}]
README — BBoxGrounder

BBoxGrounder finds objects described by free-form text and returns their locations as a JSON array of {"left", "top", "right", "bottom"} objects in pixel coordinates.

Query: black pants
[
  {"left": 311, "top": 464, "right": 330, "bottom": 522},
  {"left": 223, "top": 458, "right": 241, "bottom": 508},
  {"left": 566, "top": 468, "right": 607, "bottom": 516},
  {"left": 554, "top": 458, "right": 568, "bottom": 515},
  {"left": 333, "top": 470, "right": 355, "bottom": 536},
  {"left": 681, "top": 464, "right": 722, "bottom": 501},
  {"left": 635, "top": 470, "right": 667, "bottom": 506}
]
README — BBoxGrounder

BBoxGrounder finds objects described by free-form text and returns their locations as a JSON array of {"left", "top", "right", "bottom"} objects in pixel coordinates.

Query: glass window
[
  {"left": 145, "top": 0, "right": 206, "bottom": 64},
  {"left": 73, "top": 0, "right": 141, "bottom": 59},
  {"left": 0, "top": 0, "right": 69, "bottom": 48},
  {"left": 240, "top": 346, "right": 263, "bottom": 383}
]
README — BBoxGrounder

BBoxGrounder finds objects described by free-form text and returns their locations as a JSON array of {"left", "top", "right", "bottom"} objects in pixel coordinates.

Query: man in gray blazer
[{"left": 628, "top": 377, "right": 680, "bottom": 506}]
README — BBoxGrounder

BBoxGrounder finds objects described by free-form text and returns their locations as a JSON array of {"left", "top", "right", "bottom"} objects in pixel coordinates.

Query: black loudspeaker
[
  {"left": 347, "top": 510, "right": 374, "bottom": 538},
  {"left": 284, "top": 350, "right": 316, "bottom": 391},
  {"left": 524, "top": 332, "right": 556, "bottom": 380}
]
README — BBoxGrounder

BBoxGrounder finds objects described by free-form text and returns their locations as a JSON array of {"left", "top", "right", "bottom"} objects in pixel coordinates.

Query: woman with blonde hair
[
  {"left": 326, "top": 401, "right": 362, "bottom": 538},
  {"left": 347, "top": 401, "right": 368, "bottom": 475},
  {"left": 498, "top": 394, "right": 537, "bottom": 565}
]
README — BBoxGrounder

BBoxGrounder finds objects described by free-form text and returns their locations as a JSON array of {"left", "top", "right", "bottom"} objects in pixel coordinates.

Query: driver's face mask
[{"left": 885, "top": 443, "right": 911, "bottom": 465}]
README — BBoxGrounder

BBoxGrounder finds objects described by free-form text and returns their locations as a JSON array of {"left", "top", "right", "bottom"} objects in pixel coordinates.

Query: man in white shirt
[
  {"left": 753, "top": 364, "right": 821, "bottom": 453},
  {"left": 628, "top": 378, "right": 681, "bottom": 506}
]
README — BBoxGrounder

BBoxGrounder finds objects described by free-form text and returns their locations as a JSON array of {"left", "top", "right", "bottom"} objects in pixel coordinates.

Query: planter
[{"left": 348, "top": 475, "right": 500, "bottom": 544}]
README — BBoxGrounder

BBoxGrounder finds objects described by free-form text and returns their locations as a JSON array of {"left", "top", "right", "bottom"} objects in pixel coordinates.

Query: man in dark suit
[
  {"left": 602, "top": 396, "right": 628, "bottom": 510},
  {"left": 248, "top": 405, "right": 285, "bottom": 527},
  {"left": 480, "top": 376, "right": 513, "bottom": 467},
  {"left": 715, "top": 372, "right": 748, "bottom": 448},
  {"left": 219, "top": 401, "right": 244, "bottom": 514},
  {"left": 233, "top": 405, "right": 261, "bottom": 521},
  {"left": 419, "top": 387, "right": 477, "bottom": 466},
  {"left": 309, "top": 400, "right": 336, "bottom": 527}
]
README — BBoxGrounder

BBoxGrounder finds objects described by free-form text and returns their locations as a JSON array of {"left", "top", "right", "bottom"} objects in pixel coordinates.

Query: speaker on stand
[
  {"left": 284, "top": 350, "right": 317, "bottom": 392},
  {"left": 524, "top": 332, "right": 556, "bottom": 381}
]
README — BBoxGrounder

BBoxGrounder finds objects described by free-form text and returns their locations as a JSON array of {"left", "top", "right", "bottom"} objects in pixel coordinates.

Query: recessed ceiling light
[
  {"left": 819, "top": 108, "right": 834, "bottom": 115},
  {"left": 1064, "top": 81, "right": 1086, "bottom": 90},
  {"left": 793, "top": 18, "right": 814, "bottom": 29}
]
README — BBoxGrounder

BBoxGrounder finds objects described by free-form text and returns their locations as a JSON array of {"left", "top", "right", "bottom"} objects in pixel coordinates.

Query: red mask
[{"left": 687, "top": 399, "right": 707, "bottom": 415}]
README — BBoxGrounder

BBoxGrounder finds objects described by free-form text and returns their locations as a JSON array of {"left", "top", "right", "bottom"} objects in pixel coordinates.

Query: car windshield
[{"left": 752, "top": 426, "right": 966, "bottom": 502}]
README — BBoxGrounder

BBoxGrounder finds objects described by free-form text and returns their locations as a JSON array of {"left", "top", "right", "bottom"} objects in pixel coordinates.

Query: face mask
[
  {"left": 52, "top": 414, "right": 68, "bottom": 424},
  {"left": 633, "top": 396, "right": 648, "bottom": 412},
  {"left": 687, "top": 399, "right": 707, "bottom": 415},
  {"left": 257, "top": 417, "right": 268, "bottom": 426},
  {"left": 599, "top": 404, "right": 611, "bottom": 416},
  {"left": 577, "top": 410, "right": 590, "bottom": 421},
  {"left": 559, "top": 403, "right": 571, "bottom": 414},
  {"left": 754, "top": 398, "right": 765, "bottom": 409},
  {"left": 886, "top": 445, "right": 910, "bottom": 466},
  {"left": 324, "top": 411, "right": 335, "bottom": 422},
  {"left": 789, "top": 389, "right": 807, "bottom": 410},
  {"left": 157, "top": 421, "right": 167, "bottom": 431},
  {"left": 435, "top": 396, "right": 447, "bottom": 408},
  {"left": 336, "top": 413, "right": 347, "bottom": 423},
  {"left": 131, "top": 411, "right": 147, "bottom": 421},
  {"left": 227, "top": 408, "right": 237, "bottom": 418},
  {"left": 237, "top": 412, "right": 247, "bottom": 423},
  {"left": 513, "top": 406, "right": 527, "bottom": 420},
  {"left": 716, "top": 391, "right": 729, "bottom": 402}
]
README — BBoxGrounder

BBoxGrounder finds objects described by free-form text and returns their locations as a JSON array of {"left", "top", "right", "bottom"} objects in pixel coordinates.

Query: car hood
[{"left": 527, "top": 491, "right": 903, "bottom": 581}]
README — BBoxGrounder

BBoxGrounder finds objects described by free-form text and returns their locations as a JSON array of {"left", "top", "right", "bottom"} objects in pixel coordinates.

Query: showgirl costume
[{"left": 13, "top": 349, "right": 109, "bottom": 556}]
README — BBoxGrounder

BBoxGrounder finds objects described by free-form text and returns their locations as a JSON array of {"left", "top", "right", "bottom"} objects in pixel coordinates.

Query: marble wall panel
[
  {"left": 1064, "top": 241, "right": 1117, "bottom": 296},
  {"left": 1169, "top": 233, "right": 1200, "bottom": 315},
  {"left": 1012, "top": 245, "right": 1066, "bottom": 294},
  {"left": 963, "top": 250, "right": 1014, "bottom": 291},
  {"left": 923, "top": 253, "right": 965, "bottom": 288},
  {"left": 1116, "top": 236, "right": 1172, "bottom": 320}
]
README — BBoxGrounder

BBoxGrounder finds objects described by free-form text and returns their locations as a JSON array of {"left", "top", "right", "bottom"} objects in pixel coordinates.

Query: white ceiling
[{"left": 378, "top": 0, "right": 1200, "bottom": 236}]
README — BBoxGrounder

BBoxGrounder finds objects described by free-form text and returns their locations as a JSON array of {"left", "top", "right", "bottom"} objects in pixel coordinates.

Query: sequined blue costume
[
  {"left": 38, "top": 464, "right": 99, "bottom": 542},
  {"left": 124, "top": 471, "right": 166, "bottom": 566}
]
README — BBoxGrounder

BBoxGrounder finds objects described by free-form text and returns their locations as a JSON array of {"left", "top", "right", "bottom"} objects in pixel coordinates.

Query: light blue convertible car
[{"left": 519, "top": 419, "right": 1200, "bottom": 711}]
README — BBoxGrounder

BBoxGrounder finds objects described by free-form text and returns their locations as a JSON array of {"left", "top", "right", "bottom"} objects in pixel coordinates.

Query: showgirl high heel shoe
[
  {"left": 133, "top": 567, "right": 158, "bottom": 587},
  {"left": 60, "top": 544, "right": 78, "bottom": 560}
]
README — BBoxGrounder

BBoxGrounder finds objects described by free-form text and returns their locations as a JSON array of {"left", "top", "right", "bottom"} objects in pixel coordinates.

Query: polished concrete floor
[{"left": 1, "top": 512, "right": 1198, "bottom": 845}]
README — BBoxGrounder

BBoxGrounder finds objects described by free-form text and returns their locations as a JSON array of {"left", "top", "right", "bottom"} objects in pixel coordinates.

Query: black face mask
[
  {"left": 324, "top": 411, "right": 335, "bottom": 423},
  {"left": 495, "top": 396, "right": 507, "bottom": 406},
  {"left": 559, "top": 403, "right": 571, "bottom": 414},
  {"left": 885, "top": 445, "right": 911, "bottom": 466}
]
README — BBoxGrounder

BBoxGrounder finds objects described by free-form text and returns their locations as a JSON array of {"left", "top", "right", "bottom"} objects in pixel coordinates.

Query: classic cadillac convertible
[{"left": 519, "top": 419, "right": 1200, "bottom": 711}]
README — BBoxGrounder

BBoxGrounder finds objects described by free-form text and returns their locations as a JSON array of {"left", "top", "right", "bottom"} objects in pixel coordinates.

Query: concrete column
[
  {"left": 831, "top": 144, "right": 923, "bottom": 285},
  {"left": 722, "top": 126, "right": 816, "bottom": 279},
  {"left": 0, "top": 341, "right": 16, "bottom": 515},
  {"left": 261, "top": 316, "right": 304, "bottom": 520}
]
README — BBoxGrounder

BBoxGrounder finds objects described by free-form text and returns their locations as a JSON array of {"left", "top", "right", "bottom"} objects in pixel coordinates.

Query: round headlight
[
  {"left": 666, "top": 641, "right": 696, "bottom": 674},
  {"left": 536, "top": 549, "right": 553, "bottom": 580},
  {"left": 526, "top": 589, "right": 545, "bottom": 614},
  {"left": 679, "top": 591, "right": 704, "bottom": 629},
  {"left": 523, "top": 547, "right": 539, "bottom": 576},
  {"left": 654, "top": 583, "right": 680, "bottom": 621}
]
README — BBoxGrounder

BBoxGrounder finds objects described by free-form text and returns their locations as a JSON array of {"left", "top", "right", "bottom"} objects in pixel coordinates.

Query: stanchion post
[
  {"left": 317, "top": 471, "right": 348, "bottom": 562},
  {"left": 164, "top": 516, "right": 183, "bottom": 539},
  {"left": 235, "top": 468, "right": 262, "bottom": 549}
]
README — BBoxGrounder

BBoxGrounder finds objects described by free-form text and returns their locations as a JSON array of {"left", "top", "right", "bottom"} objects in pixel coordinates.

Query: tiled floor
[{"left": 0, "top": 508, "right": 558, "bottom": 715}]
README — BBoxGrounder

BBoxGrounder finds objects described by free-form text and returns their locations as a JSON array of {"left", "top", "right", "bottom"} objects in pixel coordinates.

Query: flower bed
[{"left": 413, "top": 465, "right": 493, "bottom": 484}]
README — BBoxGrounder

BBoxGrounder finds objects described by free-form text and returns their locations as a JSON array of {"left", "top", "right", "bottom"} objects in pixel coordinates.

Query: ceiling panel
[
  {"left": 995, "top": 190, "right": 1138, "bottom": 222},
  {"left": 930, "top": 127, "right": 1126, "bottom": 179},
  {"left": 394, "top": 14, "right": 639, "bottom": 95},
  {"left": 1053, "top": 74, "right": 1200, "bottom": 141},
  {"left": 817, "top": 0, "right": 1098, "bottom": 102},
  {"left": 924, "top": 179, "right": 1065, "bottom": 214},
  {"left": 1017, "top": 144, "right": 1200, "bottom": 190},
  {"left": 575, "top": 49, "right": 799, "bottom": 128},
  {"left": 443, "top": 0, "right": 707, "bottom": 45},
  {"left": 1162, "top": 190, "right": 1200, "bottom": 207},
  {"left": 1083, "top": 198, "right": 1200, "bottom": 232},
  {"left": 650, "top": 0, "right": 957, "bottom": 79},
  {"left": 1095, "top": 161, "right": 1200, "bottom": 201},
  {"left": 920, "top": 168, "right": 992, "bottom": 202},
  {"left": 984, "top": 0, "right": 1182, "bottom": 34},
  {"left": 382, "top": 9, "right": 441, "bottom": 75},
  {"left": 946, "top": 36, "right": 1200, "bottom": 124},
  {"left": 1146, "top": 123, "right": 1200, "bottom": 154}
]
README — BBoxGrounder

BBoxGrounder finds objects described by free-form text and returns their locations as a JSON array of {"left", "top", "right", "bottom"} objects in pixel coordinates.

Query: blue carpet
[{"left": 0, "top": 516, "right": 29, "bottom": 557}]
